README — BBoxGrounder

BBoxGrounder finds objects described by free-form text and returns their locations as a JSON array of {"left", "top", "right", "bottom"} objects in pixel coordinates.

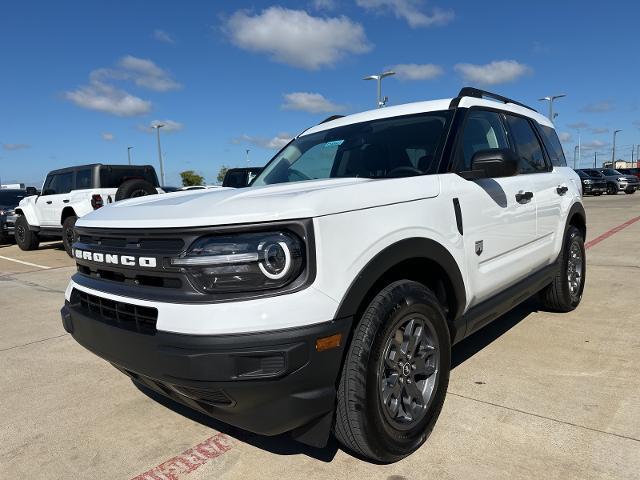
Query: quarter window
[{"left": 505, "top": 115, "right": 547, "bottom": 174}]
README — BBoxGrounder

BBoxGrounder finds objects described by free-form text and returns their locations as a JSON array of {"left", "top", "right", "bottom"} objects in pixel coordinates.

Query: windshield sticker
[{"left": 323, "top": 140, "right": 344, "bottom": 148}]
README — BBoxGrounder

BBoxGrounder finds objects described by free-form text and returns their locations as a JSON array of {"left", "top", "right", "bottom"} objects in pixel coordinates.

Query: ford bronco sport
[
  {"left": 61, "top": 88, "right": 586, "bottom": 463},
  {"left": 14, "top": 164, "right": 161, "bottom": 256}
]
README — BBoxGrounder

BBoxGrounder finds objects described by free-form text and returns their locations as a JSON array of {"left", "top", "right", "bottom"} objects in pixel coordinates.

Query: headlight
[
  {"left": 618, "top": 177, "right": 628, "bottom": 182},
  {"left": 583, "top": 179, "right": 593, "bottom": 184},
  {"left": 171, "top": 231, "right": 305, "bottom": 293}
]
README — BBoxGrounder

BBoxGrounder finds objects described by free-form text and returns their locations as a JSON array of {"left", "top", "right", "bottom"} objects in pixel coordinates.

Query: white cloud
[
  {"left": 389, "top": 63, "right": 443, "bottom": 80},
  {"left": 281, "top": 92, "right": 345, "bottom": 113},
  {"left": 558, "top": 132, "right": 572, "bottom": 143},
  {"left": 65, "top": 56, "right": 180, "bottom": 117},
  {"left": 102, "top": 132, "right": 115, "bottom": 141},
  {"left": 312, "top": 0, "right": 336, "bottom": 10},
  {"left": 454, "top": 60, "right": 531, "bottom": 85},
  {"left": 356, "top": 0, "right": 454, "bottom": 28},
  {"left": 581, "top": 100, "right": 615, "bottom": 113},
  {"left": 65, "top": 81, "right": 152, "bottom": 116},
  {"left": 590, "top": 127, "right": 609, "bottom": 134},
  {"left": 567, "top": 122, "right": 589, "bottom": 130},
  {"left": 224, "top": 7, "right": 371, "bottom": 70},
  {"left": 2, "top": 143, "right": 30, "bottom": 150},
  {"left": 116, "top": 55, "right": 181, "bottom": 92},
  {"left": 153, "top": 29, "right": 175, "bottom": 44},
  {"left": 139, "top": 119, "right": 184, "bottom": 133},
  {"left": 232, "top": 133, "right": 293, "bottom": 150},
  {"left": 582, "top": 140, "right": 609, "bottom": 150}
]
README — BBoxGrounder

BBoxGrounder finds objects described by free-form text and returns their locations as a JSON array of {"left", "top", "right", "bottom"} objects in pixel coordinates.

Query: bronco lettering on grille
[{"left": 73, "top": 249, "right": 157, "bottom": 268}]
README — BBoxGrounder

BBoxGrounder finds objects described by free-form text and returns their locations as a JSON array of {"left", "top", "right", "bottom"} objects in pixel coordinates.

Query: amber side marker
[{"left": 316, "top": 333, "right": 342, "bottom": 352}]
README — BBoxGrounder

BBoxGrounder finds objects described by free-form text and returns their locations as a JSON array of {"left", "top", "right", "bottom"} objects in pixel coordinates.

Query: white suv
[
  {"left": 61, "top": 88, "right": 586, "bottom": 463},
  {"left": 15, "top": 164, "right": 161, "bottom": 255}
]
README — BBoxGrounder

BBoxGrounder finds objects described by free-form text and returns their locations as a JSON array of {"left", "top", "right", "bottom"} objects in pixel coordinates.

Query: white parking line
[{"left": 0, "top": 255, "right": 51, "bottom": 270}]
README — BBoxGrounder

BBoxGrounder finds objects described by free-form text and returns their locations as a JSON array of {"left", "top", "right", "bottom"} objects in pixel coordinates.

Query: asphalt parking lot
[{"left": 1, "top": 194, "right": 639, "bottom": 480}]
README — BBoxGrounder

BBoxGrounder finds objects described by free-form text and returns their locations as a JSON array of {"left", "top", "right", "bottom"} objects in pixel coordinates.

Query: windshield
[
  {"left": 601, "top": 169, "right": 621, "bottom": 176},
  {"left": 253, "top": 111, "right": 453, "bottom": 186},
  {"left": 584, "top": 170, "right": 604, "bottom": 178},
  {"left": 0, "top": 190, "right": 26, "bottom": 206}
]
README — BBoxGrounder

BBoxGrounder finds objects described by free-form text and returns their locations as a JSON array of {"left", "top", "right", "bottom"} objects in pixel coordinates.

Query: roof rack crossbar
[{"left": 456, "top": 87, "right": 537, "bottom": 112}]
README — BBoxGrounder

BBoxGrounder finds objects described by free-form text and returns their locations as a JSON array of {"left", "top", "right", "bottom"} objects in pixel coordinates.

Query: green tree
[
  {"left": 217, "top": 165, "right": 230, "bottom": 184},
  {"left": 179, "top": 170, "right": 205, "bottom": 186}
]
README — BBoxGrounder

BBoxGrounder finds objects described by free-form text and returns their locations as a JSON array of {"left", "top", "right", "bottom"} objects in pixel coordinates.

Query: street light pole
[
  {"left": 538, "top": 94, "right": 566, "bottom": 121},
  {"left": 612, "top": 129, "right": 622, "bottom": 169},
  {"left": 127, "top": 146, "right": 133, "bottom": 165},
  {"left": 574, "top": 146, "right": 579, "bottom": 169},
  {"left": 363, "top": 71, "right": 396, "bottom": 108},
  {"left": 153, "top": 124, "right": 165, "bottom": 186}
]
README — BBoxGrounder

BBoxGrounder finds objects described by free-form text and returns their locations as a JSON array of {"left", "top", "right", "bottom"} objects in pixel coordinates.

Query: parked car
[
  {"left": 575, "top": 169, "right": 606, "bottom": 196},
  {"left": 595, "top": 168, "right": 640, "bottom": 194},
  {"left": 62, "top": 87, "right": 585, "bottom": 463},
  {"left": 617, "top": 167, "right": 640, "bottom": 180},
  {"left": 14, "top": 164, "right": 162, "bottom": 256},
  {"left": 222, "top": 167, "right": 263, "bottom": 188},
  {"left": 0, "top": 188, "right": 37, "bottom": 243}
]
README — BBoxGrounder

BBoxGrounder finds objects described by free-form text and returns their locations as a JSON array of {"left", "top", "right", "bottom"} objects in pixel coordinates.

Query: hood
[{"left": 77, "top": 176, "right": 441, "bottom": 228}]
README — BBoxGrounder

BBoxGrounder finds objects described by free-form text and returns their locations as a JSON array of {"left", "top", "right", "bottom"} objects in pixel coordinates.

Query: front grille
[{"left": 70, "top": 288, "right": 158, "bottom": 334}]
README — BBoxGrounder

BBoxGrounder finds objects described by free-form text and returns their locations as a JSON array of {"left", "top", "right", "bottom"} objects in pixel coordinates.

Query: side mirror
[{"left": 470, "top": 148, "right": 519, "bottom": 178}]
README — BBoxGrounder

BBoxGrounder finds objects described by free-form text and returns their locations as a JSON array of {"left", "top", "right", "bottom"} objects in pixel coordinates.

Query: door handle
[
  {"left": 556, "top": 185, "right": 568, "bottom": 195},
  {"left": 63, "top": 199, "right": 70, "bottom": 203},
  {"left": 46, "top": 201, "right": 52, "bottom": 204},
  {"left": 515, "top": 191, "right": 534, "bottom": 203}
]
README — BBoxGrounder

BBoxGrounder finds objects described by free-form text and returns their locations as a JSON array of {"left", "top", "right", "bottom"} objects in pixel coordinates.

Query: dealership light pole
[
  {"left": 127, "top": 146, "right": 133, "bottom": 165},
  {"left": 153, "top": 124, "right": 165, "bottom": 186},
  {"left": 574, "top": 146, "right": 579, "bottom": 168},
  {"left": 363, "top": 71, "right": 395, "bottom": 108},
  {"left": 612, "top": 129, "right": 622, "bottom": 169},
  {"left": 538, "top": 94, "right": 566, "bottom": 121}
]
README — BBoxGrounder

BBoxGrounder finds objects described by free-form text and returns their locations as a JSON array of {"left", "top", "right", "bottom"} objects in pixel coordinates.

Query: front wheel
[
  {"left": 62, "top": 215, "right": 77, "bottom": 257},
  {"left": 539, "top": 225, "right": 585, "bottom": 312},
  {"left": 625, "top": 189, "right": 636, "bottom": 194},
  {"left": 607, "top": 183, "right": 618, "bottom": 195},
  {"left": 14, "top": 215, "right": 40, "bottom": 251},
  {"left": 334, "top": 280, "right": 450, "bottom": 463}
]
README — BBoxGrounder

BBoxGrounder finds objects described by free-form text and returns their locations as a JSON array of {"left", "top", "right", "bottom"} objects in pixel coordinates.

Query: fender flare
[
  {"left": 334, "top": 237, "right": 466, "bottom": 323},
  {"left": 565, "top": 201, "right": 586, "bottom": 239},
  {"left": 14, "top": 201, "right": 40, "bottom": 229}
]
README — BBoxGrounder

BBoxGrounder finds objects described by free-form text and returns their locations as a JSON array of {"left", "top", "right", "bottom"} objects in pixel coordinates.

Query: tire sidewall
[
  {"left": 62, "top": 216, "right": 77, "bottom": 256},
  {"left": 15, "top": 216, "right": 34, "bottom": 250},
  {"left": 354, "top": 282, "right": 451, "bottom": 461},
  {"left": 115, "top": 179, "right": 157, "bottom": 202},
  {"left": 560, "top": 227, "right": 586, "bottom": 308}
]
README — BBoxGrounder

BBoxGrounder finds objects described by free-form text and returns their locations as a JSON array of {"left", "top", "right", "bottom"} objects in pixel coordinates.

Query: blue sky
[{"left": 1, "top": 0, "right": 638, "bottom": 186}]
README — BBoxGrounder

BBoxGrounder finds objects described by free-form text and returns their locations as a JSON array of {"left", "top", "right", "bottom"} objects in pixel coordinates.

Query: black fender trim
[
  {"left": 334, "top": 238, "right": 467, "bottom": 334},
  {"left": 565, "top": 201, "right": 586, "bottom": 238}
]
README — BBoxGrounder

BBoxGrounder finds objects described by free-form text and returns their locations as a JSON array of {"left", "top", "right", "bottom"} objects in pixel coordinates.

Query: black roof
[{"left": 46, "top": 164, "right": 155, "bottom": 175}]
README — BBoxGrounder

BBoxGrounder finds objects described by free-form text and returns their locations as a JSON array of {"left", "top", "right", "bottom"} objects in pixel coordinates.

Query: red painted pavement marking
[
  {"left": 585, "top": 215, "right": 640, "bottom": 250},
  {"left": 131, "top": 433, "right": 233, "bottom": 480}
]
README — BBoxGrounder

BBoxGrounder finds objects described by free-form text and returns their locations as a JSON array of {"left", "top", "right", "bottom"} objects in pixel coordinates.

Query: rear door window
[
  {"left": 44, "top": 172, "right": 74, "bottom": 194},
  {"left": 505, "top": 115, "right": 548, "bottom": 174},
  {"left": 538, "top": 125, "right": 567, "bottom": 167}
]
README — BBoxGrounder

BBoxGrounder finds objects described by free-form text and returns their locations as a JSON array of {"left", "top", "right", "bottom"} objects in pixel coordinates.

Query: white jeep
[
  {"left": 15, "top": 164, "right": 161, "bottom": 256},
  {"left": 62, "top": 88, "right": 585, "bottom": 462}
]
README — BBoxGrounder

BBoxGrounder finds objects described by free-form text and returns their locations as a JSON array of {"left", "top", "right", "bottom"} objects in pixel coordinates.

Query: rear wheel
[
  {"left": 334, "top": 280, "right": 450, "bottom": 463},
  {"left": 539, "top": 225, "right": 585, "bottom": 312},
  {"left": 14, "top": 215, "right": 40, "bottom": 251},
  {"left": 62, "top": 215, "right": 77, "bottom": 257}
]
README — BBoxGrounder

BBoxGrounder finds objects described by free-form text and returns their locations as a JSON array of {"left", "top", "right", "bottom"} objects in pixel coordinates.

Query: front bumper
[{"left": 61, "top": 296, "right": 352, "bottom": 445}]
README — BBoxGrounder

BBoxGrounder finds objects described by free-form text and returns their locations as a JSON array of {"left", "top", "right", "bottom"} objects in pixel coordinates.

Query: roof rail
[
  {"left": 453, "top": 87, "right": 537, "bottom": 112},
  {"left": 319, "top": 114, "right": 344, "bottom": 124}
]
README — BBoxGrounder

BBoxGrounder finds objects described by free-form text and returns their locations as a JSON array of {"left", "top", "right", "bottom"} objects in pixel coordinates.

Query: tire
[
  {"left": 539, "top": 225, "right": 585, "bottom": 312},
  {"left": 115, "top": 179, "right": 157, "bottom": 202},
  {"left": 62, "top": 215, "right": 77, "bottom": 257},
  {"left": 14, "top": 215, "right": 40, "bottom": 251},
  {"left": 606, "top": 183, "right": 618, "bottom": 195},
  {"left": 334, "top": 280, "right": 451, "bottom": 463},
  {"left": 625, "top": 189, "right": 635, "bottom": 194}
]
